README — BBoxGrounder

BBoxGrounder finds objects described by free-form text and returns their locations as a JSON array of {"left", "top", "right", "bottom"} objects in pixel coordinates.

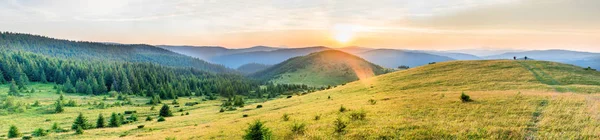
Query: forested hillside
[
  {"left": 0, "top": 32, "right": 232, "bottom": 73},
  {"left": 0, "top": 51, "right": 256, "bottom": 99}
]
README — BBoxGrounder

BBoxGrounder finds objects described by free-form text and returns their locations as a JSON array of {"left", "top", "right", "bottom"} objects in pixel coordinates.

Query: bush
[
  {"left": 137, "top": 125, "right": 145, "bottom": 129},
  {"left": 8, "top": 125, "right": 22, "bottom": 138},
  {"left": 282, "top": 113, "right": 290, "bottom": 121},
  {"left": 243, "top": 120, "right": 272, "bottom": 140},
  {"left": 219, "top": 108, "right": 225, "bottom": 113},
  {"left": 185, "top": 102, "right": 199, "bottom": 106},
  {"left": 333, "top": 117, "right": 347, "bottom": 134},
  {"left": 75, "top": 125, "right": 84, "bottom": 135},
  {"left": 157, "top": 117, "right": 166, "bottom": 122},
  {"left": 146, "top": 116, "right": 153, "bottom": 121},
  {"left": 159, "top": 104, "right": 173, "bottom": 117},
  {"left": 290, "top": 122, "right": 306, "bottom": 135},
  {"left": 314, "top": 115, "right": 321, "bottom": 121},
  {"left": 368, "top": 99, "right": 377, "bottom": 105},
  {"left": 243, "top": 114, "right": 249, "bottom": 118},
  {"left": 32, "top": 128, "right": 48, "bottom": 137},
  {"left": 22, "top": 136, "right": 32, "bottom": 140},
  {"left": 339, "top": 105, "right": 347, "bottom": 112},
  {"left": 349, "top": 110, "right": 367, "bottom": 121},
  {"left": 256, "top": 105, "right": 263, "bottom": 108},
  {"left": 460, "top": 92, "right": 473, "bottom": 102},
  {"left": 124, "top": 111, "right": 137, "bottom": 114},
  {"left": 186, "top": 112, "right": 190, "bottom": 115}
]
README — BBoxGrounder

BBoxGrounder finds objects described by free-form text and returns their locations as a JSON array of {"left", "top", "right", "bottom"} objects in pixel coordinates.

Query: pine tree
[
  {"left": 40, "top": 70, "right": 47, "bottom": 83},
  {"left": 8, "top": 80, "right": 19, "bottom": 96},
  {"left": 8, "top": 125, "right": 22, "bottom": 138},
  {"left": 96, "top": 114, "right": 105, "bottom": 128},
  {"left": 72, "top": 113, "right": 88, "bottom": 130},
  {"left": 0, "top": 69, "right": 6, "bottom": 84},
  {"left": 243, "top": 120, "right": 272, "bottom": 140},
  {"left": 63, "top": 77, "right": 75, "bottom": 93},
  {"left": 121, "top": 75, "right": 132, "bottom": 94},
  {"left": 109, "top": 112, "right": 120, "bottom": 127},
  {"left": 55, "top": 100, "right": 64, "bottom": 113},
  {"left": 159, "top": 104, "right": 173, "bottom": 117}
]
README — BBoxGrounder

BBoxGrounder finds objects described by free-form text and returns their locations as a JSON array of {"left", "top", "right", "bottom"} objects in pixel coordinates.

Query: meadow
[{"left": 1, "top": 60, "right": 600, "bottom": 139}]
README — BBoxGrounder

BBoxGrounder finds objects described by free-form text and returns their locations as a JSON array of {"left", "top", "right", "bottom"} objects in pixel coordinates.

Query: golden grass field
[{"left": 1, "top": 60, "right": 600, "bottom": 139}]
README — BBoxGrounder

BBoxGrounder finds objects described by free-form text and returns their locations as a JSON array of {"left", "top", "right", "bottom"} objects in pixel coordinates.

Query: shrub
[
  {"left": 159, "top": 104, "right": 173, "bottom": 117},
  {"left": 282, "top": 113, "right": 290, "bottom": 121},
  {"left": 368, "top": 99, "right": 377, "bottom": 105},
  {"left": 72, "top": 113, "right": 89, "bottom": 130},
  {"left": 109, "top": 112, "right": 121, "bottom": 127},
  {"left": 185, "top": 102, "right": 199, "bottom": 106},
  {"left": 256, "top": 105, "right": 263, "bottom": 108},
  {"left": 334, "top": 117, "right": 347, "bottom": 134},
  {"left": 96, "top": 114, "right": 105, "bottom": 128},
  {"left": 219, "top": 108, "right": 225, "bottom": 113},
  {"left": 124, "top": 111, "right": 137, "bottom": 114},
  {"left": 51, "top": 122, "right": 65, "bottom": 132},
  {"left": 460, "top": 92, "right": 473, "bottom": 102},
  {"left": 243, "top": 114, "right": 249, "bottom": 118},
  {"left": 290, "top": 122, "right": 306, "bottom": 135},
  {"left": 349, "top": 110, "right": 367, "bottom": 121},
  {"left": 157, "top": 117, "right": 166, "bottom": 122},
  {"left": 137, "top": 125, "right": 145, "bottom": 129},
  {"left": 146, "top": 116, "right": 153, "bottom": 121},
  {"left": 243, "top": 120, "right": 272, "bottom": 140},
  {"left": 186, "top": 112, "right": 190, "bottom": 115},
  {"left": 32, "top": 128, "right": 48, "bottom": 137},
  {"left": 339, "top": 105, "right": 347, "bottom": 112},
  {"left": 22, "top": 136, "right": 32, "bottom": 140},
  {"left": 8, "top": 125, "right": 22, "bottom": 138}
]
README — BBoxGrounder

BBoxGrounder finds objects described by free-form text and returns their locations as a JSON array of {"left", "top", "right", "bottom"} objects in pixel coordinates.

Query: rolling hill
[
  {"left": 252, "top": 50, "right": 389, "bottom": 87},
  {"left": 0, "top": 32, "right": 233, "bottom": 73},
  {"left": 158, "top": 45, "right": 281, "bottom": 61},
  {"left": 210, "top": 46, "right": 331, "bottom": 68},
  {"left": 21, "top": 60, "right": 600, "bottom": 139},
  {"left": 356, "top": 49, "right": 456, "bottom": 68}
]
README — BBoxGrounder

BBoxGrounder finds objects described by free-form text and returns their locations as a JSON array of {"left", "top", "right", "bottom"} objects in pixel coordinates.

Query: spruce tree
[
  {"left": 159, "top": 104, "right": 173, "bottom": 117},
  {"left": 72, "top": 113, "right": 88, "bottom": 130},
  {"left": 55, "top": 100, "right": 64, "bottom": 113},
  {"left": 8, "top": 125, "right": 21, "bottom": 138},
  {"left": 75, "top": 125, "right": 83, "bottom": 135},
  {"left": 109, "top": 112, "right": 120, "bottom": 127},
  {"left": 243, "top": 120, "right": 272, "bottom": 140},
  {"left": 8, "top": 80, "right": 19, "bottom": 96},
  {"left": 96, "top": 114, "right": 105, "bottom": 128}
]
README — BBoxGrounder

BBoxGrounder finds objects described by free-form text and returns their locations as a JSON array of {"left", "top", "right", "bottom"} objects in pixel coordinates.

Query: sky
[{"left": 1, "top": 0, "right": 599, "bottom": 52}]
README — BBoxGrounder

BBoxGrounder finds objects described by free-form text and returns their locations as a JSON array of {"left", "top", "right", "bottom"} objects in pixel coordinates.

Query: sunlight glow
[{"left": 332, "top": 24, "right": 363, "bottom": 44}]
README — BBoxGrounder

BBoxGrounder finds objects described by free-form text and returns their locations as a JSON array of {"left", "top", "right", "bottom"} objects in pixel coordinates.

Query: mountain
[
  {"left": 0, "top": 32, "right": 232, "bottom": 73},
  {"left": 335, "top": 46, "right": 375, "bottom": 54},
  {"left": 447, "top": 48, "right": 525, "bottom": 57},
  {"left": 485, "top": 49, "right": 600, "bottom": 67},
  {"left": 236, "top": 63, "right": 272, "bottom": 74},
  {"left": 251, "top": 50, "right": 389, "bottom": 87},
  {"left": 407, "top": 50, "right": 481, "bottom": 60},
  {"left": 159, "top": 45, "right": 281, "bottom": 61},
  {"left": 356, "top": 49, "right": 455, "bottom": 68},
  {"left": 210, "top": 46, "right": 331, "bottom": 68}
]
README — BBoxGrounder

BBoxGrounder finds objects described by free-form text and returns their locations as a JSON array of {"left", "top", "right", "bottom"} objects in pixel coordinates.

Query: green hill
[{"left": 252, "top": 50, "right": 390, "bottom": 87}]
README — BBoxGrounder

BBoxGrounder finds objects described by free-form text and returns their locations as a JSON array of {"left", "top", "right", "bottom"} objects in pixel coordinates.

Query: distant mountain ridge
[
  {"left": 159, "top": 45, "right": 281, "bottom": 61},
  {"left": 209, "top": 46, "right": 331, "bottom": 68},
  {"left": 0, "top": 32, "right": 233, "bottom": 73}
]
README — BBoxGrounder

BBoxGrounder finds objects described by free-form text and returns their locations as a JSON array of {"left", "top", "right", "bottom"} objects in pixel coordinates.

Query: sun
[{"left": 332, "top": 24, "right": 362, "bottom": 44}]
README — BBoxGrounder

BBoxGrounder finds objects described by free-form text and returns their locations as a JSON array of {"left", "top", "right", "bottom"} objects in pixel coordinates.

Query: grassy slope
[
  {"left": 2, "top": 60, "right": 600, "bottom": 139},
  {"left": 253, "top": 50, "right": 388, "bottom": 87}
]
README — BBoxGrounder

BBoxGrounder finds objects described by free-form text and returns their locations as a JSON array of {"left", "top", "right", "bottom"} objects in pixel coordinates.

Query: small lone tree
[
  {"left": 96, "top": 114, "right": 105, "bottom": 128},
  {"left": 55, "top": 100, "right": 64, "bottom": 113},
  {"left": 109, "top": 112, "right": 120, "bottom": 127},
  {"left": 72, "top": 113, "right": 89, "bottom": 130},
  {"left": 460, "top": 92, "right": 473, "bottom": 102},
  {"left": 243, "top": 120, "right": 272, "bottom": 140},
  {"left": 8, "top": 125, "right": 22, "bottom": 138},
  {"left": 159, "top": 104, "right": 173, "bottom": 117},
  {"left": 8, "top": 80, "right": 19, "bottom": 96}
]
